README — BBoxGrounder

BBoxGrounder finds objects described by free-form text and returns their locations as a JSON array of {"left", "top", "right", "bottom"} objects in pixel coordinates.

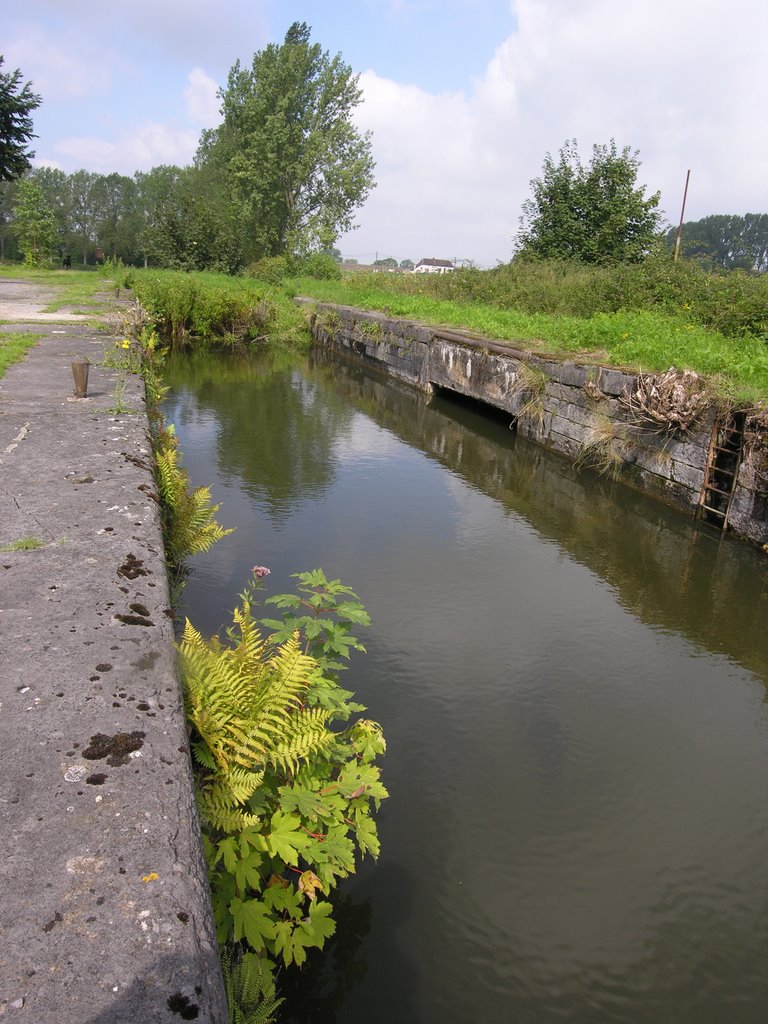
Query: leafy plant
[
  {"left": 153, "top": 423, "right": 234, "bottom": 567},
  {"left": 515, "top": 139, "right": 663, "bottom": 264},
  {"left": 178, "top": 568, "right": 386, "bottom": 1001}
]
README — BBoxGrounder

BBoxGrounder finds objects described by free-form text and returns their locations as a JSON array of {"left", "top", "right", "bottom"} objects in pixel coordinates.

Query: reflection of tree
[
  {"left": 163, "top": 349, "right": 353, "bottom": 522},
  {"left": 312, "top": 351, "right": 768, "bottom": 682}
]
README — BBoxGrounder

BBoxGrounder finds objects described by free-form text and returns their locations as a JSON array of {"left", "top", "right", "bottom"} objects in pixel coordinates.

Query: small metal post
[{"left": 71, "top": 359, "right": 90, "bottom": 398}]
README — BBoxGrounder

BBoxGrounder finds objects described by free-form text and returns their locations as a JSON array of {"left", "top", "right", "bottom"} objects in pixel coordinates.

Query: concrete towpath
[{"left": 0, "top": 279, "right": 227, "bottom": 1022}]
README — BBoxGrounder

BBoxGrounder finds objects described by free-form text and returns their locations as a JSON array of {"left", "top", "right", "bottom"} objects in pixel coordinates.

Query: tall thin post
[{"left": 673, "top": 169, "right": 691, "bottom": 262}]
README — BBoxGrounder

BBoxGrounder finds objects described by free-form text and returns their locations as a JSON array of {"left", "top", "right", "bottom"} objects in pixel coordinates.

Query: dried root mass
[{"left": 621, "top": 367, "right": 710, "bottom": 433}]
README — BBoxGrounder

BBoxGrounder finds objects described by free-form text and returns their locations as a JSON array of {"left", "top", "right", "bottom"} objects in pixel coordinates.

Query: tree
[
  {"left": 0, "top": 57, "right": 42, "bottom": 181},
  {"left": 199, "top": 22, "right": 375, "bottom": 262},
  {"left": 0, "top": 179, "right": 19, "bottom": 258},
  {"left": 12, "top": 179, "right": 56, "bottom": 265},
  {"left": 516, "top": 139, "right": 662, "bottom": 263},
  {"left": 29, "top": 166, "right": 70, "bottom": 253},
  {"left": 665, "top": 213, "right": 768, "bottom": 273},
  {"left": 66, "top": 170, "right": 103, "bottom": 264}
]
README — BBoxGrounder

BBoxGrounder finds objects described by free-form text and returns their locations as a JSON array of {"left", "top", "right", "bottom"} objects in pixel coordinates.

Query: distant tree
[
  {"left": 67, "top": 170, "right": 103, "bottom": 264},
  {"left": 0, "top": 179, "right": 18, "bottom": 258},
  {"left": 516, "top": 139, "right": 663, "bottom": 263},
  {"left": 134, "top": 165, "right": 184, "bottom": 267},
  {"left": 400, "top": 258, "right": 414, "bottom": 270},
  {"left": 133, "top": 164, "right": 241, "bottom": 272},
  {"left": 92, "top": 173, "right": 138, "bottom": 261},
  {"left": 199, "top": 22, "right": 375, "bottom": 262},
  {"left": 0, "top": 56, "right": 42, "bottom": 181},
  {"left": 373, "top": 256, "right": 398, "bottom": 268},
  {"left": 665, "top": 213, "right": 768, "bottom": 273},
  {"left": 12, "top": 179, "right": 56, "bottom": 265},
  {"left": 29, "top": 166, "right": 70, "bottom": 252}
]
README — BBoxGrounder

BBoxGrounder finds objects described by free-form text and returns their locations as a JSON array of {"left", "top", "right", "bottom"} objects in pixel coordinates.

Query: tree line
[
  {"left": 2, "top": 32, "right": 767, "bottom": 276},
  {"left": 0, "top": 23, "right": 375, "bottom": 271}
]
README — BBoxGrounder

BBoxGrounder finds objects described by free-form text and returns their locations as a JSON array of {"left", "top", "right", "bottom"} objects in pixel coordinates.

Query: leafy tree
[
  {"left": 0, "top": 179, "right": 18, "bottom": 258},
  {"left": 665, "top": 213, "right": 768, "bottom": 273},
  {"left": 134, "top": 164, "right": 241, "bottom": 272},
  {"left": 67, "top": 169, "right": 103, "bottom": 264},
  {"left": 12, "top": 178, "right": 56, "bottom": 265},
  {"left": 400, "top": 258, "right": 414, "bottom": 270},
  {"left": 199, "top": 22, "right": 375, "bottom": 262},
  {"left": 92, "top": 172, "right": 138, "bottom": 261},
  {"left": 29, "top": 166, "right": 70, "bottom": 254},
  {"left": 134, "top": 165, "right": 185, "bottom": 267},
  {"left": 516, "top": 139, "right": 663, "bottom": 264},
  {"left": 373, "top": 256, "right": 397, "bottom": 268},
  {"left": 0, "top": 56, "right": 42, "bottom": 181}
]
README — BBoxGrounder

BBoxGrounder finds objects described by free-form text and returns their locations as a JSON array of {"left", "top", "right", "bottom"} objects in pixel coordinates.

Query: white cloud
[
  {"left": 184, "top": 68, "right": 222, "bottom": 128},
  {"left": 342, "top": 0, "right": 768, "bottom": 265},
  {"left": 2, "top": 24, "right": 121, "bottom": 100},
  {"left": 53, "top": 125, "right": 199, "bottom": 175}
]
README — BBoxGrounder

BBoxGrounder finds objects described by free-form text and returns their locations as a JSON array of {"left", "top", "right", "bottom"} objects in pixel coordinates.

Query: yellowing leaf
[{"left": 298, "top": 870, "right": 324, "bottom": 902}]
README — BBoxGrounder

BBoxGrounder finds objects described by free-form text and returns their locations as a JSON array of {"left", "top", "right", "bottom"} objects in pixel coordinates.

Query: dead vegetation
[{"left": 620, "top": 367, "right": 711, "bottom": 434}]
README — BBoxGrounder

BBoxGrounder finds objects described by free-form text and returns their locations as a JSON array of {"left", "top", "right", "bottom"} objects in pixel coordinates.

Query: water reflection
[
  {"left": 164, "top": 349, "right": 354, "bottom": 523},
  {"left": 163, "top": 347, "right": 768, "bottom": 1024},
  {"left": 310, "top": 350, "right": 768, "bottom": 682}
]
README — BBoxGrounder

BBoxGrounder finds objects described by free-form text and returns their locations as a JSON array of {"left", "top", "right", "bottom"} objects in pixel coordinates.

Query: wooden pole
[{"left": 673, "top": 169, "right": 691, "bottom": 262}]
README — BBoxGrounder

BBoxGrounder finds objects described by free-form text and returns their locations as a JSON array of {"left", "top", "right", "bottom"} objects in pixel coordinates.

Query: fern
[
  {"left": 177, "top": 571, "right": 387, "bottom": 1005},
  {"left": 222, "top": 947, "right": 282, "bottom": 1024},
  {"left": 153, "top": 424, "right": 234, "bottom": 566}
]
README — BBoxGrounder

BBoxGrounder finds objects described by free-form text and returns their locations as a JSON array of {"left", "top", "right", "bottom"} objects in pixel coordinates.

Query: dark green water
[{"left": 163, "top": 347, "right": 768, "bottom": 1024}]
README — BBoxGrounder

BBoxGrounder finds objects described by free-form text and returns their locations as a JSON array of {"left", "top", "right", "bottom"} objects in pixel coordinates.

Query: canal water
[{"left": 162, "top": 347, "right": 768, "bottom": 1024}]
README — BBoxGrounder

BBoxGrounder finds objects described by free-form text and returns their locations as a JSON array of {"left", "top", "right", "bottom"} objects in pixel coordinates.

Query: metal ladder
[{"left": 697, "top": 411, "right": 746, "bottom": 529}]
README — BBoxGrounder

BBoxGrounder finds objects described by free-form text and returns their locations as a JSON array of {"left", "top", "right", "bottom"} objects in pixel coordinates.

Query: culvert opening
[{"left": 429, "top": 383, "right": 515, "bottom": 431}]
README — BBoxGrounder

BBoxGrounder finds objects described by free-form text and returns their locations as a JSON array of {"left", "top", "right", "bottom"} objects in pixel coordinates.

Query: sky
[{"left": 3, "top": 0, "right": 767, "bottom": 267}]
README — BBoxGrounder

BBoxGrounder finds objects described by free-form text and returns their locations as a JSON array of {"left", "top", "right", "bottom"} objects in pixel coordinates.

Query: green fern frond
[
  {"left": 266, "top": 709, "right": 335, "bottom": 775},
  {"left": 222, "top": 947, "right": 282, "bottom": 1024}
]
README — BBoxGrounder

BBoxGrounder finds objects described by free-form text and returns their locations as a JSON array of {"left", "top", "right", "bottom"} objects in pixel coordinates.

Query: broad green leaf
[
  {"left": 218, "top": 836, "right": 239, "bottom": 874},
  {"left": 298, "top": 900, "right": 336, "bottom": 949},
  {"left": 231, "top": 896, "right": 275, "bottom": 952},
  {"left": 266, "top": 809, "right": 310, "bottom": 866},
  {"left": 278, "top": 784, "right": 325, "bottom": 820},
  {"left": 354, "top": 815, "right": 380, "bottom": 858},
  {"left": 234, "top": 848, "right": 265, "bottom": 893}
]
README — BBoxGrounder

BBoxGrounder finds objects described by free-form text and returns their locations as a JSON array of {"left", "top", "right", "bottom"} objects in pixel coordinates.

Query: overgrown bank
[
  {"left": 107, "top": 258, "right": 768, "bottom": 409},
  {"left": 287, "top": 257, "right": 768, "bottom": 406}
]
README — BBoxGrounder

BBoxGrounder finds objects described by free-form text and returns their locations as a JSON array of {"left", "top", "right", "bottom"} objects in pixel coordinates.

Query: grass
[
  {"left": 0, "top": 332, "right": 43, "bottom": 379},
  {"left": 0, "top": 262, "right": 116, "bottom": 314},
  {"left": 0, "top": 536, "right": 45, "bottom": 551},
  {"left": 289, "top": 273, "right": 768, "bottom": 406}
]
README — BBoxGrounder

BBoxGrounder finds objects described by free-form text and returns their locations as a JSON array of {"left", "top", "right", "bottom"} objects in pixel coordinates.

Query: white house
[{"left": 413, "top": 258, "right": 455, "bottom": 274}]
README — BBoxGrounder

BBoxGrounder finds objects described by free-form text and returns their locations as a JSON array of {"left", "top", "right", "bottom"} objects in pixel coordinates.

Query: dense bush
[{"left": 125, "top": 269, "right": 292, "bottom": 348}]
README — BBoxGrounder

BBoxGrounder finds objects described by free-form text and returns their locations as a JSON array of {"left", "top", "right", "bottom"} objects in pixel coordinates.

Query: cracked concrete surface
[{"left": 0, "top": 285, "right": 227, "bottom": 1022}]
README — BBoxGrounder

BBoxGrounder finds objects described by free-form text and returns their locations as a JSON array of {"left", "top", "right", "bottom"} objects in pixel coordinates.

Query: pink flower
[{"left": 252, "top": 566, "right": 271, "bottom": 579}]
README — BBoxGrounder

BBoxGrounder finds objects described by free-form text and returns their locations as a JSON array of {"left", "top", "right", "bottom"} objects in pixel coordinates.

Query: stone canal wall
[
  {"left": 0, "top": 321, "right": 227, "bottom": 1023},
  {"left": 301, "top": 300, "right": 768, "bottom": 548}
]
